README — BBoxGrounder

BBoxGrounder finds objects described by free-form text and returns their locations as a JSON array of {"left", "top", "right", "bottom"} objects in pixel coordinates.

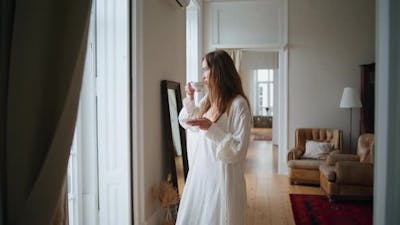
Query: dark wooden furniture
[
  {"left": 253, "top": 116, "right": 273, "bottom": 128},
  {"left": 360, "top": 63, "right": 375, "bottom": 134}
]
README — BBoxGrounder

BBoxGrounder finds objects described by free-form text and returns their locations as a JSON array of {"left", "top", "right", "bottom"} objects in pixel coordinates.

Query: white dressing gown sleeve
[
  {"left": 205, "top": 98, "right": 252, "bottom": 164},
  {"left": 178, "top": 95, "right": 208, "bottom": 132}
]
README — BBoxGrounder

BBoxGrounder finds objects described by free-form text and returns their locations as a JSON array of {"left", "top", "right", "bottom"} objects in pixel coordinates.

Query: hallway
[{"left": 245, "top": 140, "right": 323, "bottom": 225}]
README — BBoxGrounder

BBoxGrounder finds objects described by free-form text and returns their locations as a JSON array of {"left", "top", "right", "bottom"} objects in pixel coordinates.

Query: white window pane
[
  {"left": 257, "top": 70, "right": 269, "bottom": 82},
  {"left": 269, "top": 83, "right": 273, "bottom": 107},
  {"left": 255, "top": 69, "right": 275, "bottom": 116},
  {"left": 69, "top": 204, "right": 74, "bottom": 225},
  {"left": 265, "top": 70, "right": 273, "bottom": 82},
  {"left": 261, "top": 83, "right": 267, "bottom": 106},
  {"left": 67, "top": 159, "right": 72, "bottom": 194},
  {"left": 68, "top": 130, "right": 79, "bottom": 225}
]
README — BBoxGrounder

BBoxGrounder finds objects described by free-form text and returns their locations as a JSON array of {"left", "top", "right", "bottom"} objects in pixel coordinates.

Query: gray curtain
[
  {"left": 1, "top": 1, "right": 16, "bottom": 224},
  {"left": 0, "top": 0, "right": 92, "bottom": 224}
]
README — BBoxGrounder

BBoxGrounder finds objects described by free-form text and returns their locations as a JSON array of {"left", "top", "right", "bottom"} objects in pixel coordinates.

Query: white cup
[{"left": 191, "top": 81, "right": 205, "bottom": 92}]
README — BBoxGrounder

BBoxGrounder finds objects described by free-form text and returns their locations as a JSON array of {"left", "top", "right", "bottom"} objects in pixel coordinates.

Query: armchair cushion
[
  {"left": 326, "top": 153, "right": 360, "bottom": 166},
  {"left": 336, "top": 161, "right": 374, "bottom": 186},
  {"left": 288, "top": 159, "right": 324, "bottom": 170},
  {"left": 303, "top": 140, "right": 334, "bottom": 159}
]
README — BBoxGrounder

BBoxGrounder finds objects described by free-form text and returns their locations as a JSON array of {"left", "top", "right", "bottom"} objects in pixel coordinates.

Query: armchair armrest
[
  {"left": 287, "top": 148, "right": 303, "bottom": 161},
  {"left": 335, "top": 161, "right": 374, "bottom": 186},
  {"left": 326, "top": 153, "right": 360, "bottom": 166},
  {"left": 329, "top": 150, "right": 341, "bottom": 155}
]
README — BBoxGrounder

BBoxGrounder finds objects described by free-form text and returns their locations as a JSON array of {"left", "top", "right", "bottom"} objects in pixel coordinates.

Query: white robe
[{"left": 175, "top": 95, "right": 252, "bottom": 225}]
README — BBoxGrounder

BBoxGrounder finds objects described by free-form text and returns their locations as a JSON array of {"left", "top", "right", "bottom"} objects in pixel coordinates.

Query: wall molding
[
  {"left": 131, "top": 0, "right": 146, "bottom": 224},
  {"left": 208, "top": 0, "right": 285, "bottom": 47},
  {"left": 211, "top": 43, "right": 285, "bottom": 51}
]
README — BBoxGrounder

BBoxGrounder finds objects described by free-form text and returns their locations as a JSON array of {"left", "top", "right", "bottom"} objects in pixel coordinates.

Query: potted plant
[{"left": 153, "top": 179, "right": 180, "bottom": 225}]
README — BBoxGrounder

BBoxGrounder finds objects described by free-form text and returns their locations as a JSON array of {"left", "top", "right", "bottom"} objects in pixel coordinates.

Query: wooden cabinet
[
  {"left": 360, "top": 63, "right": 375, "bottom": 134},
  {"left": 253, "top": 116, "right": 273, "bottom": 128}
]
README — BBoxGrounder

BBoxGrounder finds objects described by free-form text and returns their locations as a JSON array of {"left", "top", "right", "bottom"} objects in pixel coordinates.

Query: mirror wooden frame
[{"left": 161, "top": 80, "right": 189, "bottom": 192}]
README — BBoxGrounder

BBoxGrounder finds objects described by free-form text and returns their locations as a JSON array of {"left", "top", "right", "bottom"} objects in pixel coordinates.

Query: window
[
  {"left": 67, "top": 0, "right": 131, "bottom": 223},
  {"left": 186, "top": 1, "right": 200, "bottom": 83},
  {"left": 67, "top": 128, "right": 80, "bottom": 225},
  {"left": 186, "top": 1, "right": 201, "bottom": 169},
  {"left": 254, "top": 69, "right": 274, "bottom": 116}
]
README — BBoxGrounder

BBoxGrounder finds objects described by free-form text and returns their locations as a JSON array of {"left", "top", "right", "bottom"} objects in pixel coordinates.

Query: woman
[{"left": 176, "top": 50, "right": 252, "bottom": 225}]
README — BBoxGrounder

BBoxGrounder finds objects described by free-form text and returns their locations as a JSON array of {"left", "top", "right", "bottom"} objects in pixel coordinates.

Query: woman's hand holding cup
[
  {"left": 186, "top": 117, "right": 212, "bottom": 130},
  {"left": 185, "top": 82, "right": 195, "bottom": 100}
]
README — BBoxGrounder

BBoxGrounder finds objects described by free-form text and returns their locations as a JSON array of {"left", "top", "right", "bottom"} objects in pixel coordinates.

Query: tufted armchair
[
  {"left": 287, "top": 128, "right": 343, "bottom": 185},
  {"left": 319, "top": 133, "right": 374, "bottom": 201}
]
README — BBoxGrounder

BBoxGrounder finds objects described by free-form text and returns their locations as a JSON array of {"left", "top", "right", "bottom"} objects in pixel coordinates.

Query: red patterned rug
[{"left": 290, "top": 194, "right": 372, "bottom": 225}]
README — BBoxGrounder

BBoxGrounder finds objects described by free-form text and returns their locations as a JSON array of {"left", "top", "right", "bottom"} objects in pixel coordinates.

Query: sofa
[
  {"left": 287, "top": 128, "right": 343, "bottom": 185},
  {"left": 319, "top": 133, "right": 374, "bottom": 201}
]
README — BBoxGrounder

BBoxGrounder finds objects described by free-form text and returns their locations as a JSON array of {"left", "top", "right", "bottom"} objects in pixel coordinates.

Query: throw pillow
[{"left": 303, "top": 140, "right": 334, "bottom": 159}]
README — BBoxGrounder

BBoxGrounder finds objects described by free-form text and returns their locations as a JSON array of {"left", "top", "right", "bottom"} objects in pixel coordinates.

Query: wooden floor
[
  {"left": 245, "top": 139, "right": 324, "bottom": 225},
  {"left": 251, "top": 128, "right": 273, "bottom": 135}
]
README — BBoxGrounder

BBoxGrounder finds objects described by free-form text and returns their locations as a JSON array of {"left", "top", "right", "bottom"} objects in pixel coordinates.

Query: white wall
[
  {"left": 203, "top": 0, "right": 286, "bottom": 52},
  {"left": 134, "top": 0, "right": 186, "bottom": 224},
  {"left": 288, "top": 0, "right": 375, "bottom": 152}
]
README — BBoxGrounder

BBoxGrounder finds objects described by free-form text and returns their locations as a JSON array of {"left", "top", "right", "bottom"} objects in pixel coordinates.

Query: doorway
[{"left": 241, "top": 50, "right": 278, "bottom": 145}]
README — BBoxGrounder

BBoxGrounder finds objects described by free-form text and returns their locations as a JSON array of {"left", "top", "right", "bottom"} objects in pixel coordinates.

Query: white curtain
[
  {"left": 241, "top": 51, "right": 278, "bottom": 70},
  {"left": 223, "top": 49, "right": 242, "bottom": 72}
]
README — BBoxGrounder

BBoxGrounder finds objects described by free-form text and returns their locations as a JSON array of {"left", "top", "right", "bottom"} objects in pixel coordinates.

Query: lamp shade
[{"left": 340, "top": 87, "right": 362, "bottom": 108}]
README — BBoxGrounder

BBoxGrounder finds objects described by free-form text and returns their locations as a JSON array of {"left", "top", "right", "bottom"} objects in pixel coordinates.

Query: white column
[{"left": 374, "top": 0, "right": 400, "bottom": 224}]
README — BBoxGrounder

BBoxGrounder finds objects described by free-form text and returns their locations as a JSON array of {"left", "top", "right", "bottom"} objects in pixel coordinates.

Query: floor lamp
[{"left": 340, "top": 87, "right": 362, "bottom": 152}]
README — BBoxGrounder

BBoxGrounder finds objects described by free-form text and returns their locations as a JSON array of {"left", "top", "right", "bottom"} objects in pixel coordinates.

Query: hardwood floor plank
[{"left": 245, "top": 139, "right": 323, "bottom": 225}]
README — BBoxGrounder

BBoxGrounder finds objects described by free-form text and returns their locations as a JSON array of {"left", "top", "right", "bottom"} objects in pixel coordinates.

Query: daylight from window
[{"left": 255, "top": 69, "right": 274, "bottom": 116}]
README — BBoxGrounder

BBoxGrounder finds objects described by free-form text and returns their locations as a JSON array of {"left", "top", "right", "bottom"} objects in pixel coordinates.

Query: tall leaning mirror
[{"left": 161, "top": 80, "right": 189, "bottom": 196}]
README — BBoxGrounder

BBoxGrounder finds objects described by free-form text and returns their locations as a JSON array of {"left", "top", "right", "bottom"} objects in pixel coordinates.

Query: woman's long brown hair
[{"left": 199, "top": 50, "right": 250, "bottom": 122}]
